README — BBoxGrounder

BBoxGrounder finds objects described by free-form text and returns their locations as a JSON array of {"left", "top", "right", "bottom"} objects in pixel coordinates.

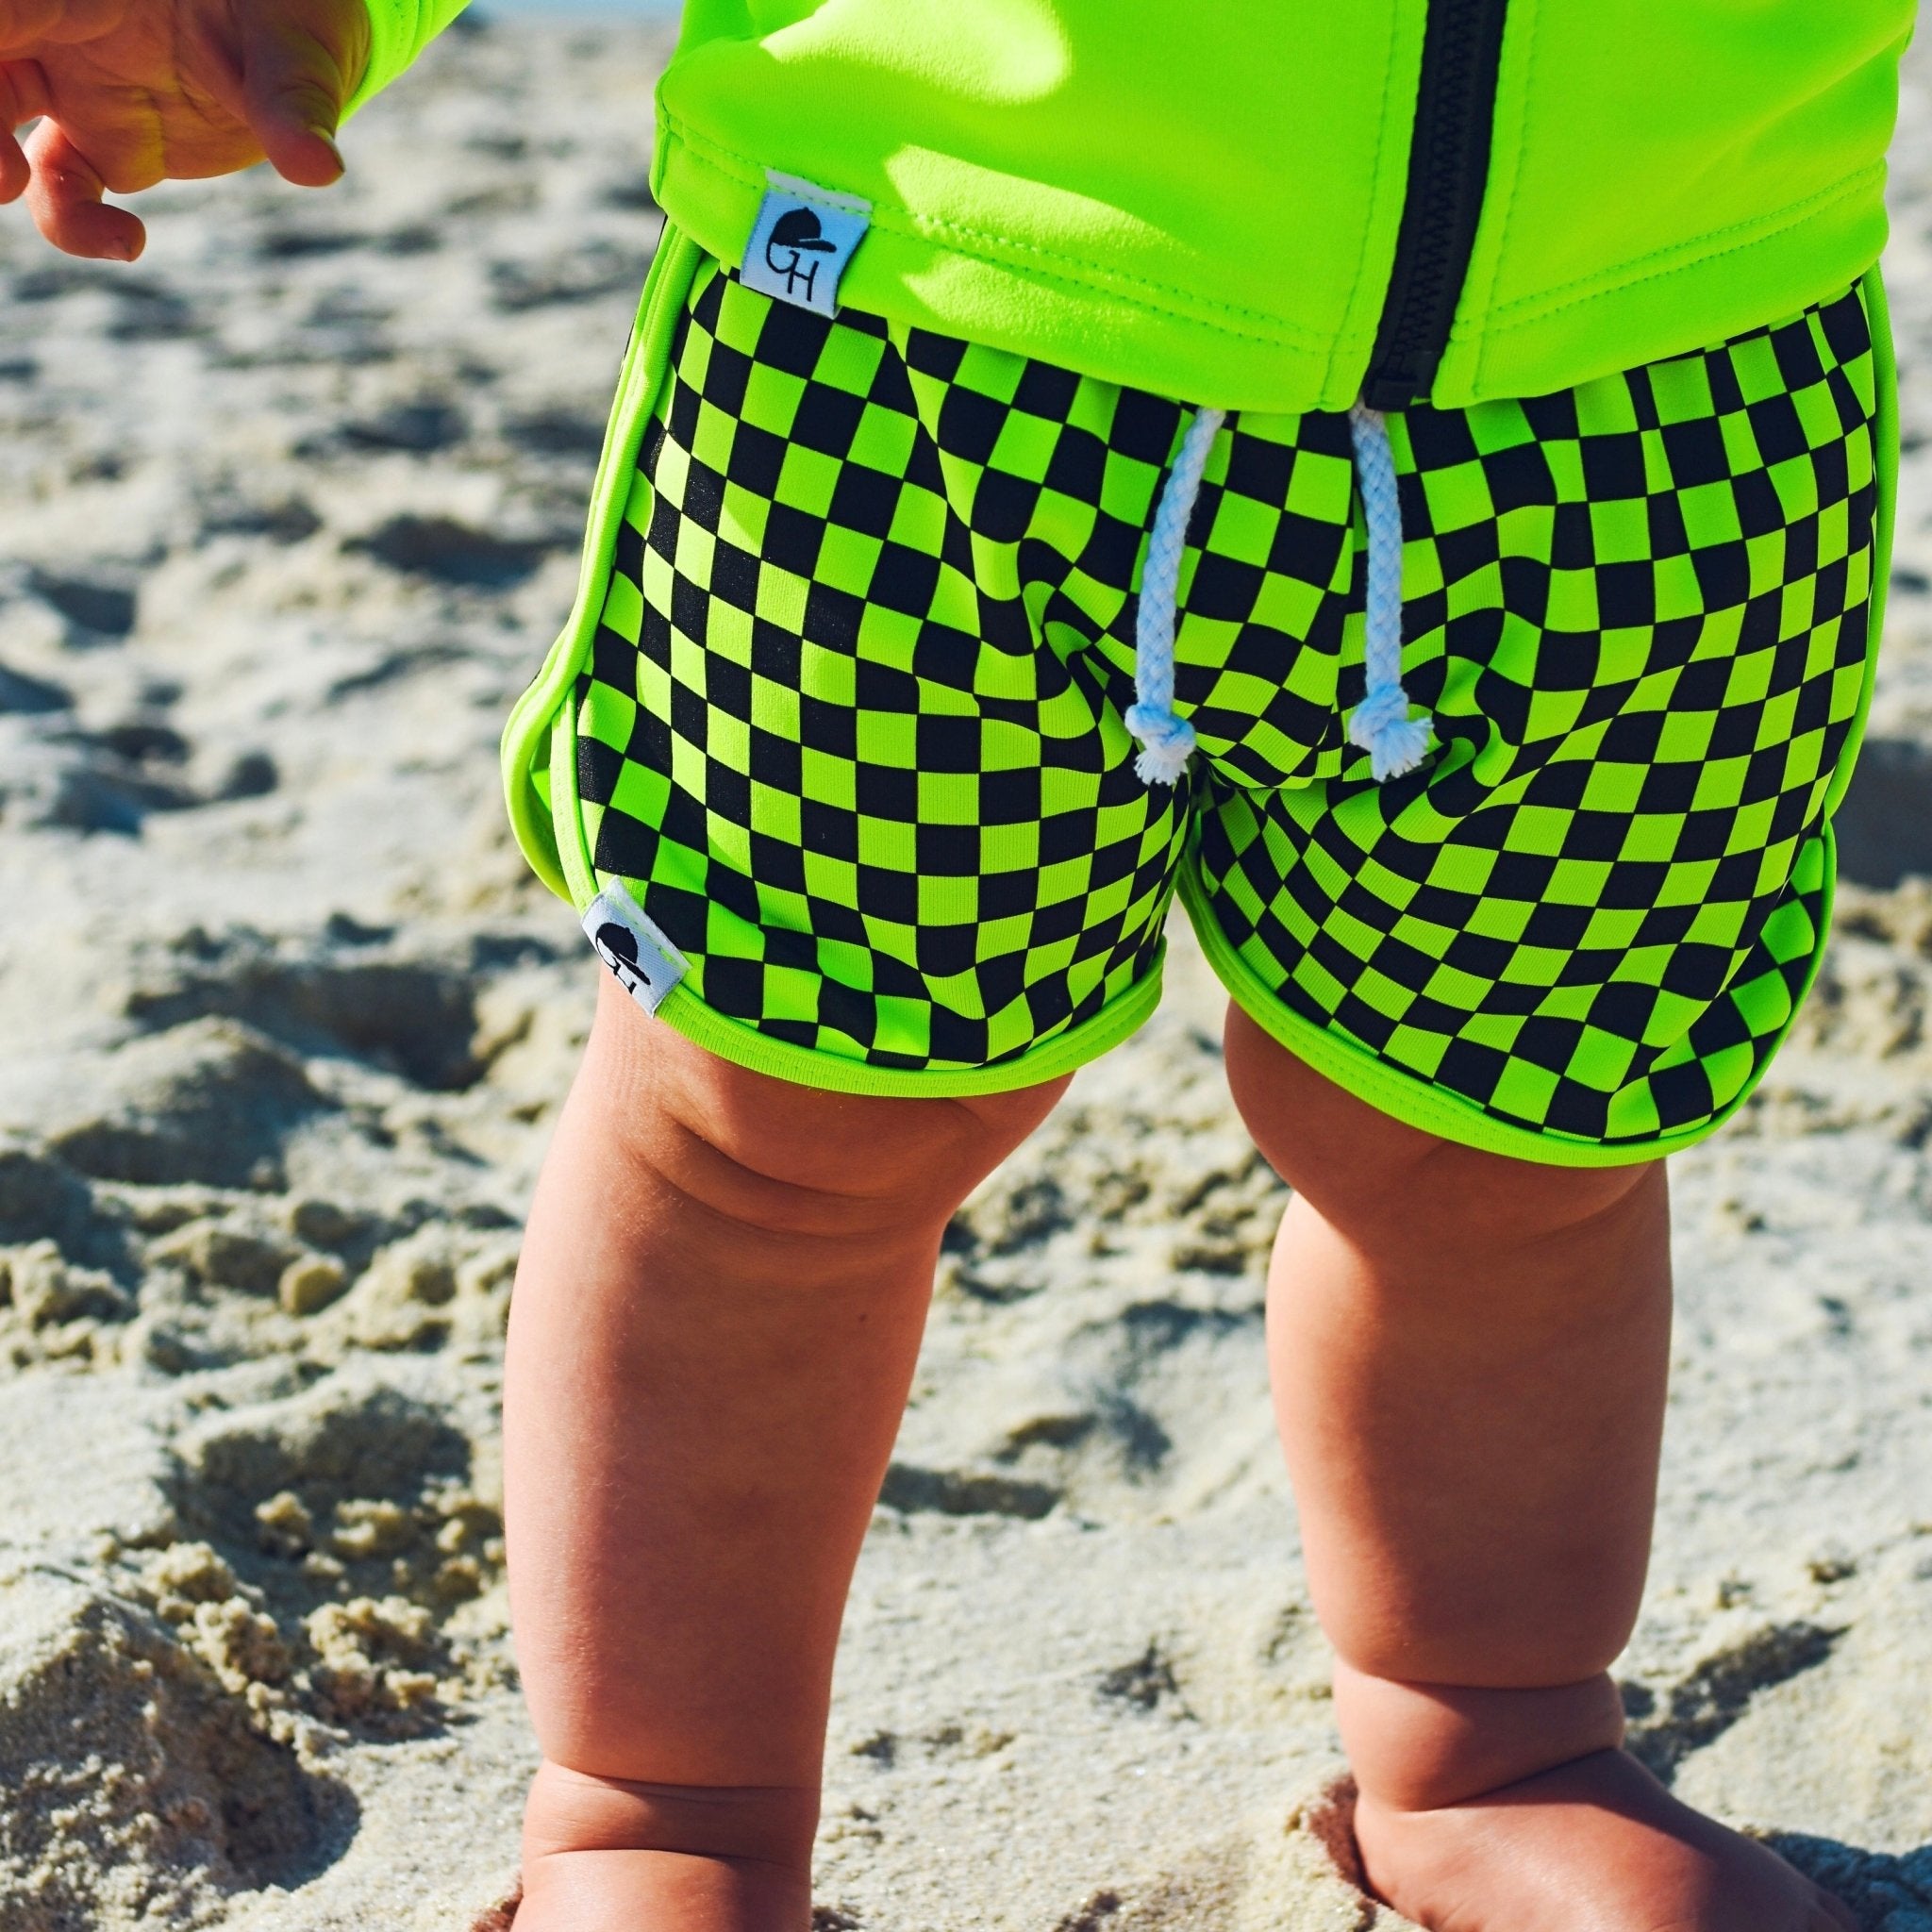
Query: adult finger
[
  {"left": 0, "top": 126, "right": 25, "bottom": 204},
  {"left": 237, "top": 16, "right": 350, "bottom": 189},
  {"left": 0, "top": 0, "right": 128, "bottom": 53},
  {"left": 23, "top": 119, "right": 142, "bottom": 258},
  {"left": 0, "top": 56, "right": 48, "bottom": 202}
]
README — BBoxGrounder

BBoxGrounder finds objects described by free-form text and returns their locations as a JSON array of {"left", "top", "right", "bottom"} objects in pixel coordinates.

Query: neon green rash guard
[{"left": 357, "top": 0, "right": 1912, "bottom": 410}]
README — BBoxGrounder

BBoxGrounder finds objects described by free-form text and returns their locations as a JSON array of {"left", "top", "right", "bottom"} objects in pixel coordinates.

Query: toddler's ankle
[
  {"left": 517, "top": 1846, "right": 811, "bottom": 1932},
  {"left": 1334, "top": 1660, "right": 1628, "bottom": 1813},
  {"left": 518, "top": 1761, "right": 818, "bottom": 1931}
]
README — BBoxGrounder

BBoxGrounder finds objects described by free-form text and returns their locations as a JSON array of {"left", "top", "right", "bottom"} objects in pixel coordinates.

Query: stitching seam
[
  {"left": 1478, "top": 166, "right": 1882, "bottom": 330},
  {"left": 1469, "top": 0, "right": 1540, "bottom": 392},
  {"left": 661, "top": 110, "right": 1341, "bottom": 352}
]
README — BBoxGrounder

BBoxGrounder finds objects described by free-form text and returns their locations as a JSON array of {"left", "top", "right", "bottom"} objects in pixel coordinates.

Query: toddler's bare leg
[
  {"left": 507, "top": 976, "right": 1065, "bottom": 1932},
  {"left": 1224, "top": 1008, "right": 1855, "bottom": 1932}
]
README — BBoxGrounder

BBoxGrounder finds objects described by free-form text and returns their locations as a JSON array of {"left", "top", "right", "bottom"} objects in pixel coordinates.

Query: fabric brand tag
[
  {"left": 740, "top": 171, "right": 872, "bottom": 318},
  {"left": 582, "top": 889, "right": 687, "bottom": 1015}
]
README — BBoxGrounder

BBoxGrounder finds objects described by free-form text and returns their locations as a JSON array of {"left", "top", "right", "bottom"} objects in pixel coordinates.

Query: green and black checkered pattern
[{"left": 568, "top": 254, "right": 1880, "bottom": 1158}]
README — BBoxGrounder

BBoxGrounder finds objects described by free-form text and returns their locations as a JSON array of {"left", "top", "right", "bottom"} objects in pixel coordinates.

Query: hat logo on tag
[
  {"left": 764, "top": 206, "right": 840, "bottom": 305},
  {"left": 582, "top": 890, "right": 686, "bottom": 1015},
  {"left": 741, "top": 173, "right": 872, "bottom": 318}
]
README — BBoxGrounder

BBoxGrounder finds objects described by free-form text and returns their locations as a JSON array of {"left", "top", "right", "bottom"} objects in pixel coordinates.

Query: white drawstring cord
[
  {"left": 1126, "top": 403, "right": 1225, "bottom": 786},
  {"left": 1346, "top": 403, "right": 1432, "bottom": 780},
  {"left": 1127, "top": 400, "right": 1431, "bottom": 789}
]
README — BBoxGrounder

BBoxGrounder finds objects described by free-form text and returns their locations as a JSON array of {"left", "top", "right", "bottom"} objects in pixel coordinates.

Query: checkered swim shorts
[{"left": 503, "top": 234, "right": 1893, "bottom": 1163}]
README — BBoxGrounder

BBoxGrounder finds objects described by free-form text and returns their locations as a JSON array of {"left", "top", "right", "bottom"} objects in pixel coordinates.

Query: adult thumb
[{"left": 239, "top": 9, "right": 364, "bottom": 188}]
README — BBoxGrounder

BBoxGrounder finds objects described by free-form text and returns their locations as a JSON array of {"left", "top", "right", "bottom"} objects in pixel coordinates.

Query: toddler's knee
[
  {"left": 1224, "top": 1005, "right": 1659, "bottom": 1260},
  {"left": 1303, "top": 1129, "right": 1660, "bottom": 1276},
  {"left": 579, "top": 977, "right": 1066, "bottom": 1254},
  {"left": 1391, "top": 1137, "right": 1658, "bottom": 1259}
]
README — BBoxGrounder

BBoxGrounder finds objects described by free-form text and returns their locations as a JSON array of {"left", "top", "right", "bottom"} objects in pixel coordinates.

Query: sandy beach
[{"left": 0, "top": 15, "right": 1930, "bottom": 1928}]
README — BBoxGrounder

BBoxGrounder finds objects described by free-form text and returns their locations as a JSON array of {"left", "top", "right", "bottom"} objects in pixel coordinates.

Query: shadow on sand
[
  {"left": 1772, "top": 1834, "right": 1932, "bottom": 1928},
  {"left": 1835, "top": 736, "right": 1932, "bottom": 889}
]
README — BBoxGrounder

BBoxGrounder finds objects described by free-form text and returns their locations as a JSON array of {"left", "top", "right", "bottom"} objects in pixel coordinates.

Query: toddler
[{"left": 4, "top": 2, "right": 1909, "bottom": 1926}]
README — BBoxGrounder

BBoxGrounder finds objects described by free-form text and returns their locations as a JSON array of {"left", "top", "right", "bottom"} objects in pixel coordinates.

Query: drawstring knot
[
  {"left": 1123, "top": 698, "right": 1197, "bottom": 786},
  {"left": 1126, "top": 399, "right": 1433, "bottom": 790},
  {"left": 1347, "top": 681, "right": 1430, "bottom": 761}
]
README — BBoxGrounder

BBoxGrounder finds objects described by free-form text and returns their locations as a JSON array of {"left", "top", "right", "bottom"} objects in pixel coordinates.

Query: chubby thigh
[{"left": 541, "top": 255, "right": 1884, "bottom": 1158}]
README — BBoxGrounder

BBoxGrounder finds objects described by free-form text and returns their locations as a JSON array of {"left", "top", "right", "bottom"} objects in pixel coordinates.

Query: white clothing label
[
  {"left": 740, "top": 172, "right": 872, "bottom": 318},
  {"left": 583, "top": 890, "right": 687, "bottom": 1015}
]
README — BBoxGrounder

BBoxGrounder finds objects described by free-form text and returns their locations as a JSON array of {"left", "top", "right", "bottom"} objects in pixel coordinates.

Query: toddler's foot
[{"left": 1353, "top": 1747, "right": 1857, "bottom": 1932}]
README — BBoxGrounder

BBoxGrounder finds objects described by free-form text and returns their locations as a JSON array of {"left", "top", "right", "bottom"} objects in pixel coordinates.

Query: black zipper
[{"left": 1361, "top": 0, "right": 1510, "bottom": 411}]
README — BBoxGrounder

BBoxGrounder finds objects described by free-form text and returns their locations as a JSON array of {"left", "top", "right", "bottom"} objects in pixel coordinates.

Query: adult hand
[{"left": 0, "top": 0, "right": 371, "bottom": 260}]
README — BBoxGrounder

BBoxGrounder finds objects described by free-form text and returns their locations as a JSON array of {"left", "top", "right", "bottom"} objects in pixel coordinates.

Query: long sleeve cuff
[{"left": 347, "top": 0, "right": 474, "bottom": 116}]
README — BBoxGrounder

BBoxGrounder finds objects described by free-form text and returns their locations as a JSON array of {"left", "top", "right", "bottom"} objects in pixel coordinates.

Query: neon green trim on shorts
[
  {"left": 646, "top": 954, "right": 1166, "bottom": 1097},
  {"left": 500, "top": 226, "right": 706, "bottom": 904},
  {"left": 1823, "top": 264, "right": 1898, "bottom": 824},
  {"left": 1180, "top": 862, "right": 1704, "bottom": 1168}
]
